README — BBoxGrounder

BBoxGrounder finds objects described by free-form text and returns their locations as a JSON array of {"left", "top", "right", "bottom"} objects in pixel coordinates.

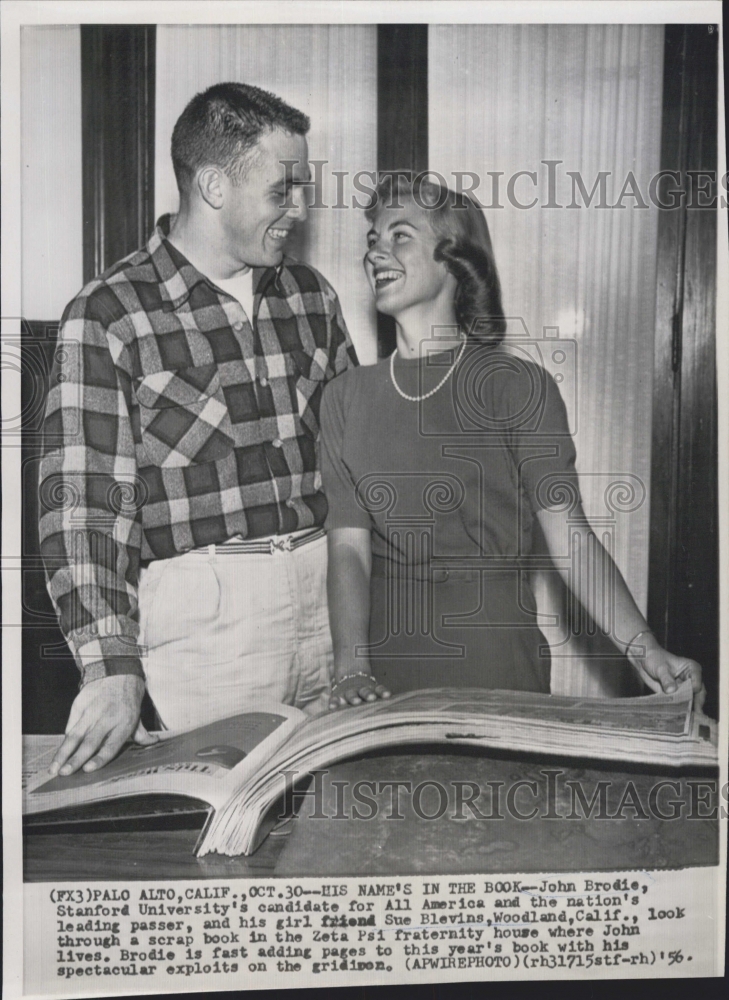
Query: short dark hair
[
  {"left": 365, "top": 174, "right": 506, "bottom": 346},
  {"left": 171, "top": 82, "right": 310, "bottom": 192}
]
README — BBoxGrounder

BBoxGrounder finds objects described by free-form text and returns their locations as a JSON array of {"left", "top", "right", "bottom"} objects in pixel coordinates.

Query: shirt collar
[{"left": 149, "top": 214, "right": 286, "bottom": 311}]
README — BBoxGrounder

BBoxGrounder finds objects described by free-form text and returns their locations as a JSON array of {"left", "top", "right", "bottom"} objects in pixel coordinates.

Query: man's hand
[{"left": 50, "top": 675, "right": 157, "bottom": 776}]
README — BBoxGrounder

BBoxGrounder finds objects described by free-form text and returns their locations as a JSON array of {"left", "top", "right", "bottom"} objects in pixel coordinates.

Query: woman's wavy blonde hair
[{"left": 365, "top": 173, "right": 506, "bottom": 345}]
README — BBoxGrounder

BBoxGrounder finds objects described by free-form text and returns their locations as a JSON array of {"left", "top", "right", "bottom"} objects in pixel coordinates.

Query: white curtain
[
  {"left": 429, "top": 25, "right": 664, "bottom": 695},
  {"left": 21, "top": 26, "right": 83, "bottom": 320},
  {"left": 155, "top": 25, "right": 378, "bottom": 363}
]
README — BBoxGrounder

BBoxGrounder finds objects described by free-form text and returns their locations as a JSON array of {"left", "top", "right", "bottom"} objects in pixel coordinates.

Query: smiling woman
[
  {"left": 365, "top": 205, "right": 456, "bottom": 319},
  {"left": 319, "top": 175, "right": 704, "bottom": 713},
  {"left": 365, "top": 178, "right": 506, "bottom": 347}
]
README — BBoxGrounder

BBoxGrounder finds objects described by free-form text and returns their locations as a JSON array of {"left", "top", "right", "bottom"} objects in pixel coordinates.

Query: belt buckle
[{"left": 270, "top": 535, "right": 293, "bottom": 554}]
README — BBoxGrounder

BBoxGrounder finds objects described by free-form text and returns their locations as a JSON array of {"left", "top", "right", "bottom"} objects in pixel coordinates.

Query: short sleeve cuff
[{"left": 324, "top": 503, "right": 372, "bottom": 532}]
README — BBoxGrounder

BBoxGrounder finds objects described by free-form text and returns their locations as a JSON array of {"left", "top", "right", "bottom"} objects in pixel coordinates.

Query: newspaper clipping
[{"left": 2, "top": 1, "right": 727, "bottom": 996}]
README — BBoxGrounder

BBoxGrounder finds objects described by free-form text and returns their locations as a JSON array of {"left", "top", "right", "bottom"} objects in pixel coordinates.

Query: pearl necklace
[{"left": 390, "top": 338, "right": 467, "bottom": 402}]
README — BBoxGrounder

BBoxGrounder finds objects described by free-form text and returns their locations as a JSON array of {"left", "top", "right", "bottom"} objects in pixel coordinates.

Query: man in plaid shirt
[{"left": 40, "top": 83, "right": 357, "bottom": 775}]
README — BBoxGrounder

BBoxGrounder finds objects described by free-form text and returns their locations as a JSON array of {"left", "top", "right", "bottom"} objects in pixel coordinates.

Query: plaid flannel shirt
[{"left": 40, "top": 216, "right": 357, "bottom": 685}]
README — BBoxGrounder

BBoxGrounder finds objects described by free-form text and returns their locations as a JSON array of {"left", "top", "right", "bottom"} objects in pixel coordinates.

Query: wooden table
[{"left": 23, "top": 745, "right": 719, "bottom": 882}]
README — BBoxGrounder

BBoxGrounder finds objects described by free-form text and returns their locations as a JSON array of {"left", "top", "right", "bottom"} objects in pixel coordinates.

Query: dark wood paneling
[
  {"left": 81, "top": 25, "right": 156, "bottom": 281},
  {"left": 377, "top": 24, "right": 428, "bottom": 176},
  {"left": 648, "top": 25, "right": 719, "bottom": 717},
  {"left": 376, "top": 25, "right": 428, "bottom": 357}
]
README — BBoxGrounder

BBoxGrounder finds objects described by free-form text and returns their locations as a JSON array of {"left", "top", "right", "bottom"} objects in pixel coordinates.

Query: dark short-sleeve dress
[{"left": 320, "top": 344, "right": 579, "bottom": 694}]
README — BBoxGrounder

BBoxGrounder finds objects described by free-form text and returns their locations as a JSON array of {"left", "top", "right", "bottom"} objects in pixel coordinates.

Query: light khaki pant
[{"left": 138, "top": 534, "right": 332, "bottom": 731}]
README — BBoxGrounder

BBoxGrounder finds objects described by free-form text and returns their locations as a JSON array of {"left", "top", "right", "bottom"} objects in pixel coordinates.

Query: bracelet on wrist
[
  {"left": 332, "top": 670, "right": 374, "bottom": 689},
  {"left": 625, "top": 628, "right": 655, "bottom": 657}
]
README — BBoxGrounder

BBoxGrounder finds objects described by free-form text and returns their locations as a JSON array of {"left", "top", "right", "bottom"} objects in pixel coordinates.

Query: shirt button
[
  {"left": 259, "top": 376, "right": 268, "bottom": 387},
  {"left": 272, "top": 438, "right": 282, "bottom": 448},
  {"left": 233, "top": 320, "right": 244, "bottom": 332}
]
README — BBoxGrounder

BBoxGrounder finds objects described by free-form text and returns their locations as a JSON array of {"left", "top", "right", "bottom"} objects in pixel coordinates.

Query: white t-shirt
[
  {"left": 215, "top": 269, "right": 255, "bottom": 325},
  {"left": 167, "top": 234, "right": 256, "bottom": 324}
]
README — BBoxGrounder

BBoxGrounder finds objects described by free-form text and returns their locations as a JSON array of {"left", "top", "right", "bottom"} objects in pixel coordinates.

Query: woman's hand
[
  {"left": 535, "top": 507, "right": 708, "bottom": 715},
  {"left": 630, "top": 644, "right": 706, "bottom": 712},
  {"left": 328, "top": 670, "right": 391, "bottom": 710}
]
